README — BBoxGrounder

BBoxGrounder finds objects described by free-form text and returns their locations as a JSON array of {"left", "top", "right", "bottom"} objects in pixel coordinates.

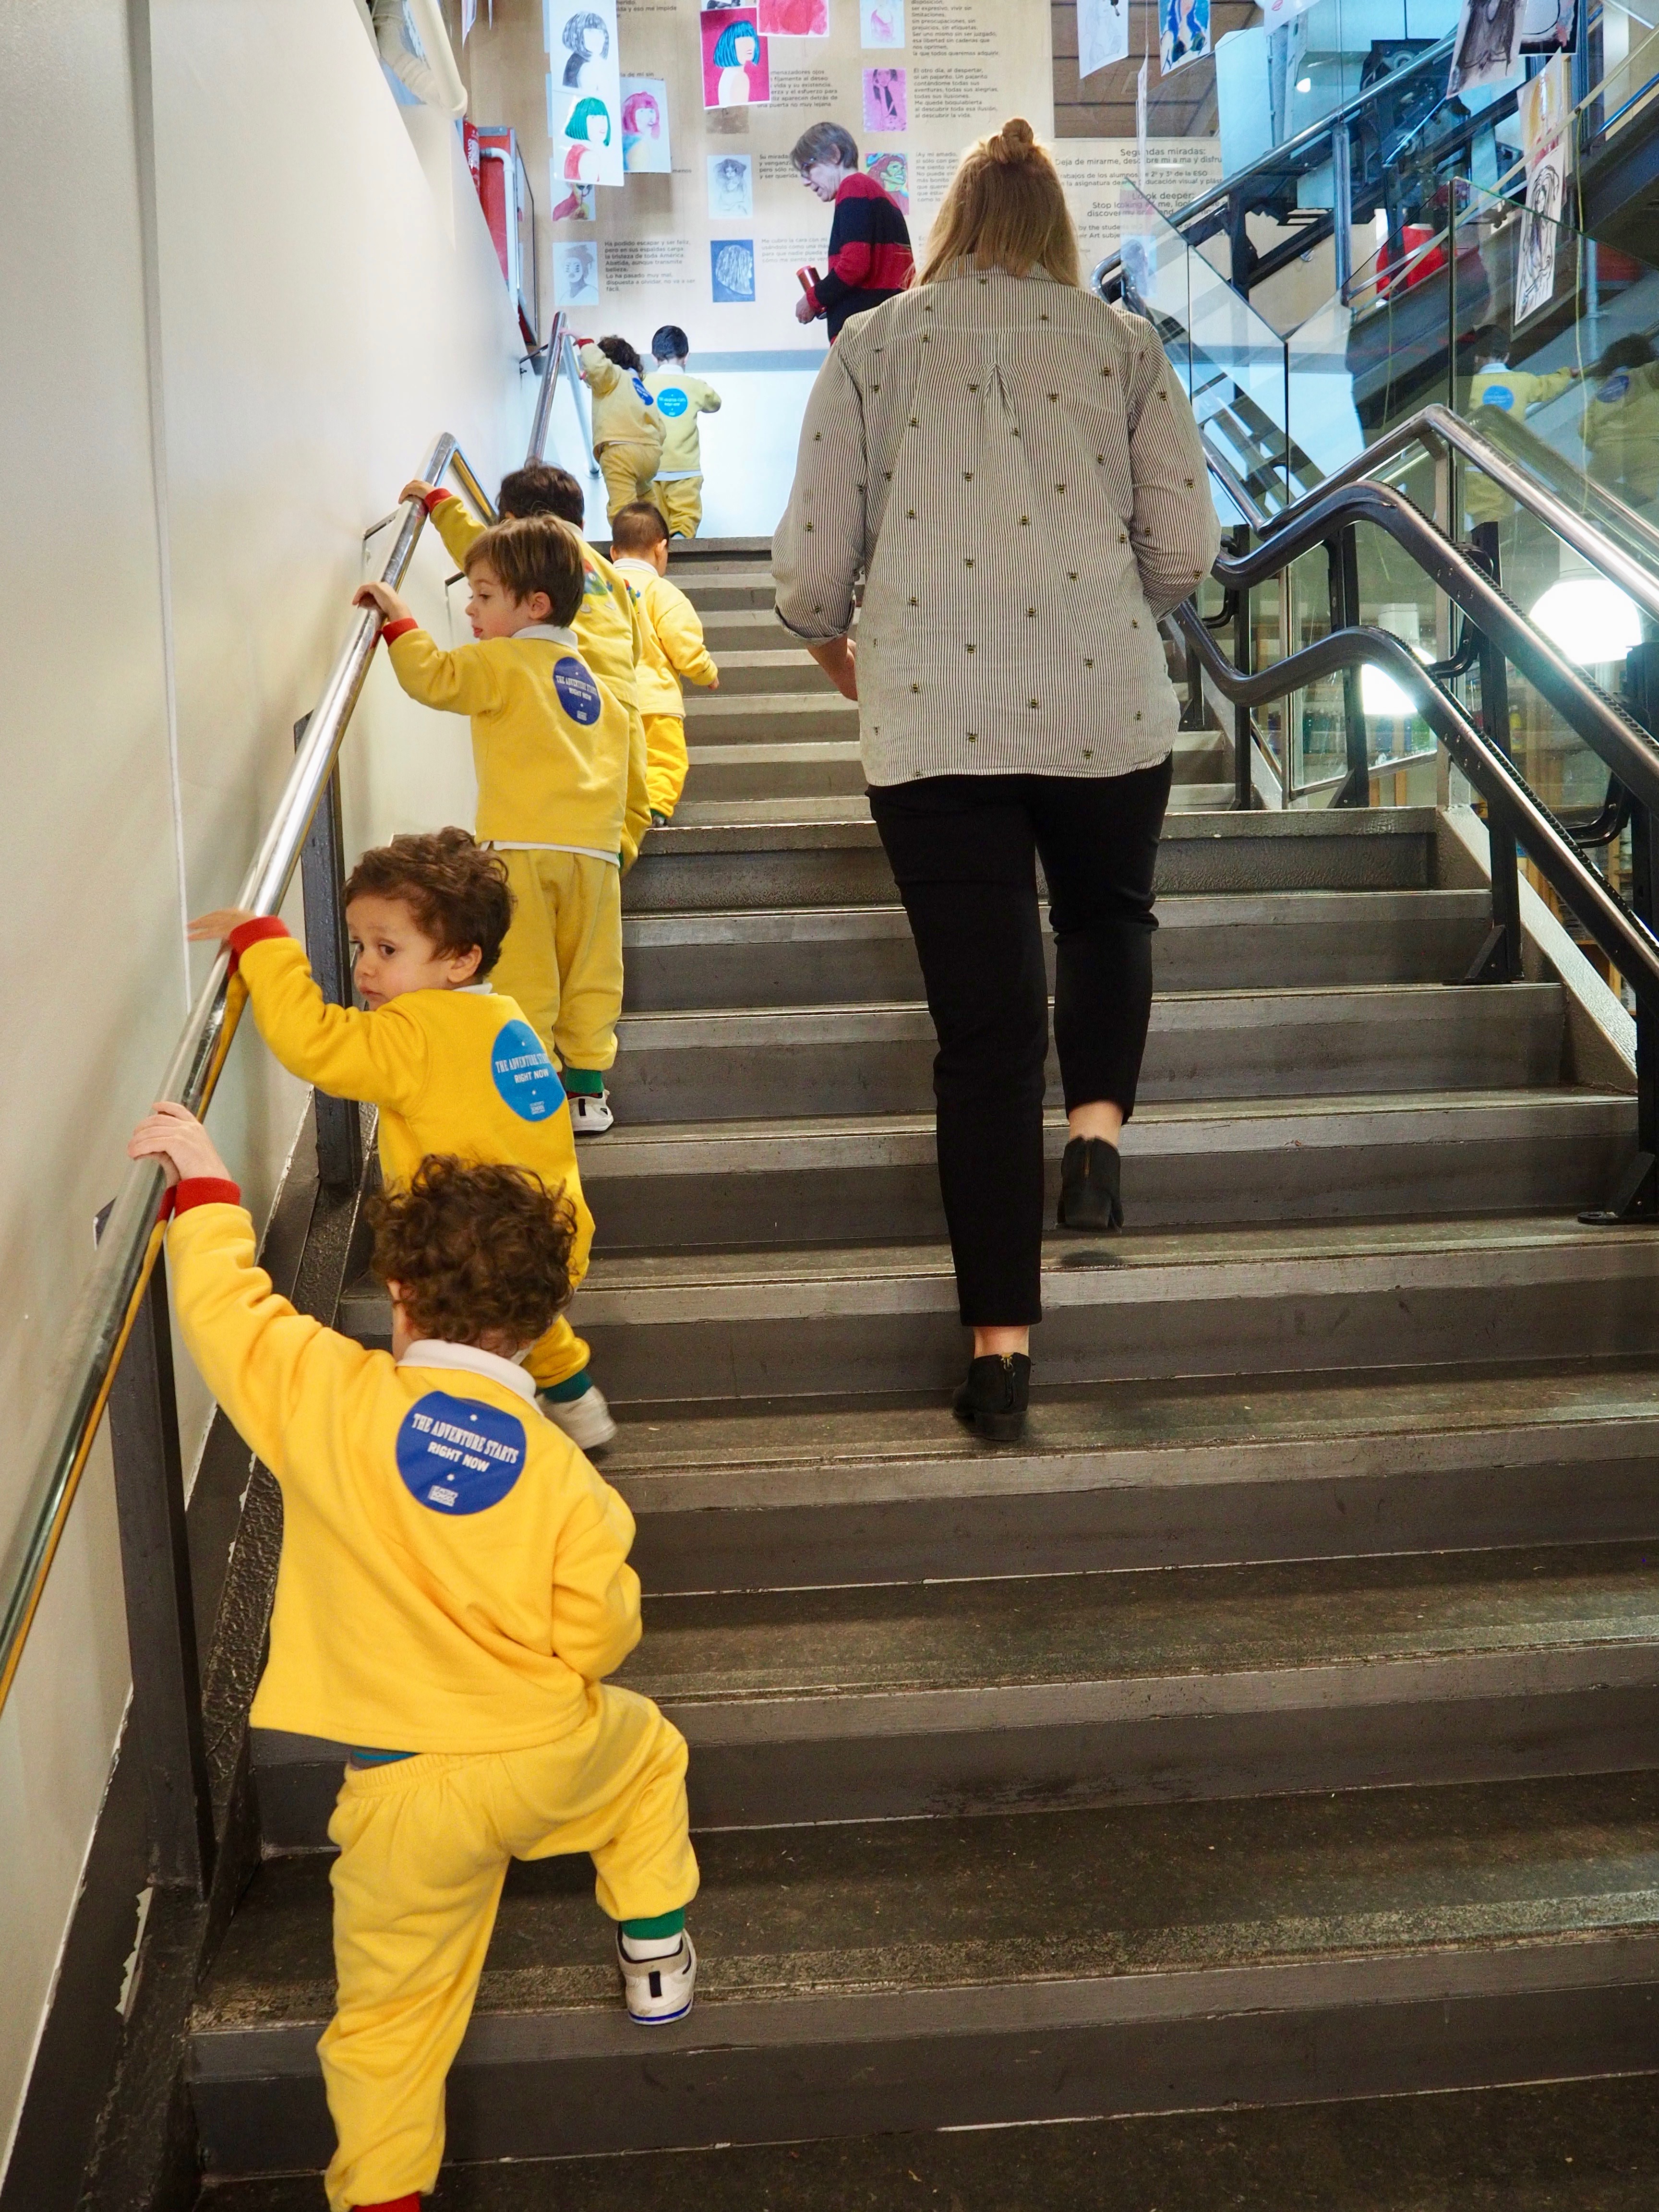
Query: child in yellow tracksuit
[
  {"left": 127, "top": 1105, "right": 698, "bottom": 2212},
  {"left": 610, "top": 501, "right": 720, "bottom": 824},
  {"left": 646, "top": 324, "right": 722, "bottom": 540},
  {"left": 190, "top": 827, "right": 616, "bottom": 1453},
  {"left": 1466, "top": 345, "right": 1582, "bottom": 532},
  {"left": 356, "top": 515, "right": 630, "bottom": 1136},
  {"left": 576, "top": 334, "right": 665, "bottom": 519},
  {"left": 399, "top": 461, "right": 650, "bottom": 870}
]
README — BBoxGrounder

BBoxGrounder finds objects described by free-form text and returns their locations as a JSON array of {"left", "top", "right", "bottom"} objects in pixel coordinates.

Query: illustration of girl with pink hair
[{"left": 622, "top": 87, "right": 661, "bottom": 148}]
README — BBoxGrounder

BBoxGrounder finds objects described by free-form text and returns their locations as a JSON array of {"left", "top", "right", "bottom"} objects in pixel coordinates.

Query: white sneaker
[
  {"left": 569, "top": 1089, "right": 614, "bottom": 1137},
  {"left": 537, "top": 1380, "right": 618, "bottom": 1454},
  {"left": 616, "top": 1928, "right": 697, "bottom": 2024}
]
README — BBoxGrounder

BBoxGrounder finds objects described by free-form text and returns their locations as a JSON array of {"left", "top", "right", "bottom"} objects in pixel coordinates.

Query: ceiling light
[{"left": 1530, "top": 577, "right": 1644, "bottom": 664}]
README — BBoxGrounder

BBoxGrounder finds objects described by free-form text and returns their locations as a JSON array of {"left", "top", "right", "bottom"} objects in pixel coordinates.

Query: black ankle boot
[
  {"left": 1058, "top": 1137, "right": 1123, "bottom": 1232},
  {"left": 952, "top": 1353, "right": 1031, "bottom": 1443}
]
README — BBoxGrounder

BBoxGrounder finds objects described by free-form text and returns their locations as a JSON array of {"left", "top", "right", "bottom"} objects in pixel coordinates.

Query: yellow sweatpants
[
  {"left": 643, "top": 711, "right": 689, "bottom": 820},
  {"left": 321, "top": 1685, "right": 697, "bottom": 2211},
  {"left": 598, "top": 440, "right": 661, "bottom": 519},
  {"left": 492, "top": 848, "right": 623, "bottom": 1074},
  {"left": 526, "top": 1311, "right": 588, "bottom": 1394},
  {"left": 650, "top": 475, "right": 704, "bottom": 538}
]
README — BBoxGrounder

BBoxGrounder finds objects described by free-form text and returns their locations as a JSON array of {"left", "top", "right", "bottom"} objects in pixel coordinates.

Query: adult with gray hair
[
  {"left": 791, "top": 120, "right": 913, "bottom": 340},
  {"left": 773, "top": 117, "right": 1220, "bottom": 1442}
]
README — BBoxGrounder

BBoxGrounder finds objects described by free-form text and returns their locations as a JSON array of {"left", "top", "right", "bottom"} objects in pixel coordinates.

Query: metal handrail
[
  {"left": 0, "top": 428, "right": 498, "bottom": 1717},
  {"left": 1090, "top": 31, "right": 1458, "bottom": 293},
  {"left": 524, "top": 307, "right": 568, "bottom": 472},
  {"left": 1173, "top": 601, "right": 1659, "bottom": 1011}
]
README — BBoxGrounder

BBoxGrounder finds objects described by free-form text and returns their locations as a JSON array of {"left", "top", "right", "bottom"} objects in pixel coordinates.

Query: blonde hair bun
[{"left": 988, "top": 117, "right": 1037, "bottom": 165}]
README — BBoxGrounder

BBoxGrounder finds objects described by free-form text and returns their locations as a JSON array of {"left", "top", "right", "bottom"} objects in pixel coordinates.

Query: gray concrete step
[
  {"left": 191, "top": 1773, "right": 1659, "bottom": 2170},
  {"left": 680, "top": 734, "right": 1233, "bottom": 804},
  {"left": 701, "top": 649, "right": 835, "bottom": 697},
  {"left": 602, "top": 984, "right": 1566, "bottom": 1125},
  {"left": 624, "top": 805, "right": 1442, "bottom": 914},
  {"left": 251, "top": 1541, "right": 1659, "bottom": 1847},
  {"left": 565, "top": 1214, "right": 1659, "bottom": 1406},
  {"left": 685, "top": 690, "right": 858, "bottom": 742},
  {"left": 578, "top": 1092, "right": 1635, "bottom": 1252},
  {"left": 620, "top": 890, "right": 1496, "bottom": 1009},
  {"left": 183, "top": 2072, "right": 1659, "bottom": 2212}
]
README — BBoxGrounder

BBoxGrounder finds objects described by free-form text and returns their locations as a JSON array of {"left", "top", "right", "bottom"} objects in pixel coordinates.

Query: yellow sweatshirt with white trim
[
  {"left": 384, "top": 620, "right": 631, "bottom": 855},
  {"left": 426, "top": 491, "right": 651, "bottom": 864},
  {"left": 612, "top": 559, "right": 719, "bottom": 718},
  {"left": 645, "top": 367, "right": 721, "bottom": 475},
  {"left": 166, "top": 1190, "right": 639, "bottom": 1751},
  {"left": 1466, "top": 365, "right": 1579, "bottom": 522},
  {"left": 578, "top": 342, "right": 666, "bottom": 456},
  {"left": 228, "top": 920, "right": 593, "bottom": 1284}
]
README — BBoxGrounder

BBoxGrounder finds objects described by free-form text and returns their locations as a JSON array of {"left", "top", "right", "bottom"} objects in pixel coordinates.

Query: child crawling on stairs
[{"left": 127, "top": 1103, "right": 698, "bottom": 2212}]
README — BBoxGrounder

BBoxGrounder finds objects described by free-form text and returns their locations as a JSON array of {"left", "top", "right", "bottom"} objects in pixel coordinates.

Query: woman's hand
[
  {"left": 794, "top": 294, "right": 818, "bottom": 325},
  {"left": 807, "top": 636, "right": 857, "bottom": 700}
]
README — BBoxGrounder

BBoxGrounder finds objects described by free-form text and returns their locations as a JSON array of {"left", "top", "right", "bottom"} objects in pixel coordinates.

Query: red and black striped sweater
[{"left": 808, "top": 171, "right": 914, "bottom": 340}]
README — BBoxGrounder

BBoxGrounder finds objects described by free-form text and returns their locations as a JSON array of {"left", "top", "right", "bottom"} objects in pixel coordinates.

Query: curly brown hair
[
  {"left": 344, "top": 829, "right": 513, "bottom": 977},
  {"left": 370, "top": 1156, "right": 576, "bottom": 1349}
]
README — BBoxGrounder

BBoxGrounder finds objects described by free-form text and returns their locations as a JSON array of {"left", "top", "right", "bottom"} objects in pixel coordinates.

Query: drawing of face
[{"left": 735, "top": 30, "right": 757, "bottom": 62}]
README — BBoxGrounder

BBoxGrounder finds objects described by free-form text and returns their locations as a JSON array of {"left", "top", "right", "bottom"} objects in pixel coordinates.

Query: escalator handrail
[
  {"left": 1206, "top": 474, "right": 1659, "bottom": 817},
  {"left": 1173, "top": 598, "right": 1659, "bottom": 1012},
  {"left": 1090, "top": 31, "right": 1457, "bottom": 294},
  {"left": 0, "top": 427, "right": 494, "bottom": 1720}
]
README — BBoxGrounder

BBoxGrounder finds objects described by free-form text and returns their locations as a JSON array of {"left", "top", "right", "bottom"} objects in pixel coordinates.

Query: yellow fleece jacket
[
  {"left": 578, "top": 343, "right": 665, "bottom": 458},
  {"left": 230, "top": 922, "right": 593, "bottom": 1284},
  {"left": 426, "top": 492, "right": 650, "bottom": 866},
  {"left": 1467, "top": 365, "right": 1579, "bottom": 521},
  {"left": 612, "top": 559, "right": 719, "bottom": 718},
  {"left": 167, "top": 1193, "right": 638, "bottom": 1751},
  {"left": 386, "top": 621, "right": 632, "bottom": 856},
  {"left": 645, "top": 368, "right": 722, "bottom": 475}
]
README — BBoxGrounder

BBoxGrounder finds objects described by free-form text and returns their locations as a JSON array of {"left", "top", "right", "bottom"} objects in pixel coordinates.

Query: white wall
[{"left": 0, "top": 0, "right": 529, "bottom": 2173}]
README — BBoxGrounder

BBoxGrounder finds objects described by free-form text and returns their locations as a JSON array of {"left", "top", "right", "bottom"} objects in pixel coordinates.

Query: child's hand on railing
[
  {"left": 354, "top": 580, "right": 415, "bottom": 626},
  {"left": 399, "top": 478, "right": 438, "bottom": 505},
  {"left": 187, "top": 909, "right": 257, "bottom": 947},
  {"left": 128, "top": 1102, "right": 231, "bottom": 1190}
]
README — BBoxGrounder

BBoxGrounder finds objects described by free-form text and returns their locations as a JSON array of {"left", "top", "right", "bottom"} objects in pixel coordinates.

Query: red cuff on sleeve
[
  {"left": 224, "top": 914, "right": 289, "bottom": 977},
  {"left": 421, "top": 489, "right": 455, "bottom": 514},
  {"left": 382, "top": 617, "right": 419, "bottom": 645},
  {"left": 165, "top": 1177, "right": 243, "bottom": 1217}
]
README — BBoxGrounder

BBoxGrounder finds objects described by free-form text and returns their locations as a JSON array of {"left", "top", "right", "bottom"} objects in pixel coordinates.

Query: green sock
[
  {"left": 563, "top": 1066, "right": 606, "bottom": 1096},
  {"left": 621, "top": 1907, "right": 685, "bottom": 1940},
  {"left": 540, "top": 1369, "right": 593, "bottom": 1404}
]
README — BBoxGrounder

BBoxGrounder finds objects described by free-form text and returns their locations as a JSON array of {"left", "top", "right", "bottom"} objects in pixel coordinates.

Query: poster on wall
[
  {"left": 1514, "top": 52, "right": 1570, "bottom": 324},
  {"left": 550, "top": 177, "right": 597, "bottom": 220},
  {"left": 759, "top": 0, "right": 830, "bottom": 35},
  {"left": 1446, "top": 0, "right": 1523, "bottom": 94},
  {"left": 547, "top": 0, "right": 625, "bottom": 187},
  {"left": 712, "top": 238, "right": 758, "bottom": 301},
  {"left": 1078, "top": 0, "right": 1130, "bottom": 78},
  {"left": 701, "top": 11, "right": 771, "bottom": 106},
  {"left": 866, "top": 149, "right": 908, "bottom": 207},
  {"left": 863, "top": 65, "right": 907, "bottom": 129},
  {"left": 1520, "top": 0, "right": 1575, "bottom": 51},
  {"left": 1160, "top": 0, "right": 1210, "bottom": 74},
  {"left": 555, "top": 237, "right": 601, "bottom": 304},
  {"left": 621, "top": 77, "right": 672, "bottom": 170},
  {"left": 709, "top": 151, "right": 755, "bottom": 214},
  {"left": 1260, "top": 0, "right": 1320, "bottom": 27},
  {"left": 860, "top": 0, "right": 904, "bottom": 45}
]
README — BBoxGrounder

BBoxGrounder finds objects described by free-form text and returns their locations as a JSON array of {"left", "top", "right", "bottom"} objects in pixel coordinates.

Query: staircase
[{"left": 193, "top": 537, "right": 1659, "bottom": 2205}]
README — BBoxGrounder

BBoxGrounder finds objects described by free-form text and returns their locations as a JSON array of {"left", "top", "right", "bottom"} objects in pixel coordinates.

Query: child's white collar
[
  {"left": 397, "top": 1339, "right": 536, "bottom": 1401},
  {"left": 513, "top": 623, "right": 579, "bottom": 647},
  {"left": 613, "top": 557, "right": 660, "bottom": 578}
]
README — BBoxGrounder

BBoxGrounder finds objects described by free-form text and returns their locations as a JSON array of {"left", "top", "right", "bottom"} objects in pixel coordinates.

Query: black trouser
[{"left": 868, "top": 758, "right": 1173, "bottom": 1328}]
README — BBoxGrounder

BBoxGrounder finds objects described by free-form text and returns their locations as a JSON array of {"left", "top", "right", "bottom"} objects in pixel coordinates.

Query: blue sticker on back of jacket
[
  {"left": 492, "top": 1017, "right": 565, "bottom": 1121},
  {"left": 397, "top": 1392, "right": 527, "bottom": 1514}
]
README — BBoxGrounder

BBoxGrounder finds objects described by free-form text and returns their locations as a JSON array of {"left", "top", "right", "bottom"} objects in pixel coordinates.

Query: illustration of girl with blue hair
[
  {"left": 563, "top": 95, "right": 613, "bottom": 181},
  {"left": 712, "top": 17, "right": 763, "bottom": 105}
]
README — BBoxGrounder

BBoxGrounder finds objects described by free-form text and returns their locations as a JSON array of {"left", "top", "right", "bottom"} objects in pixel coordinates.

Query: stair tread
[
  {"left": 193, "top": 1771, "right": 1659, "bottom": 2033},
  {"left": 614, "top": 1544, "right": 1659, "bottom": 1706}
]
